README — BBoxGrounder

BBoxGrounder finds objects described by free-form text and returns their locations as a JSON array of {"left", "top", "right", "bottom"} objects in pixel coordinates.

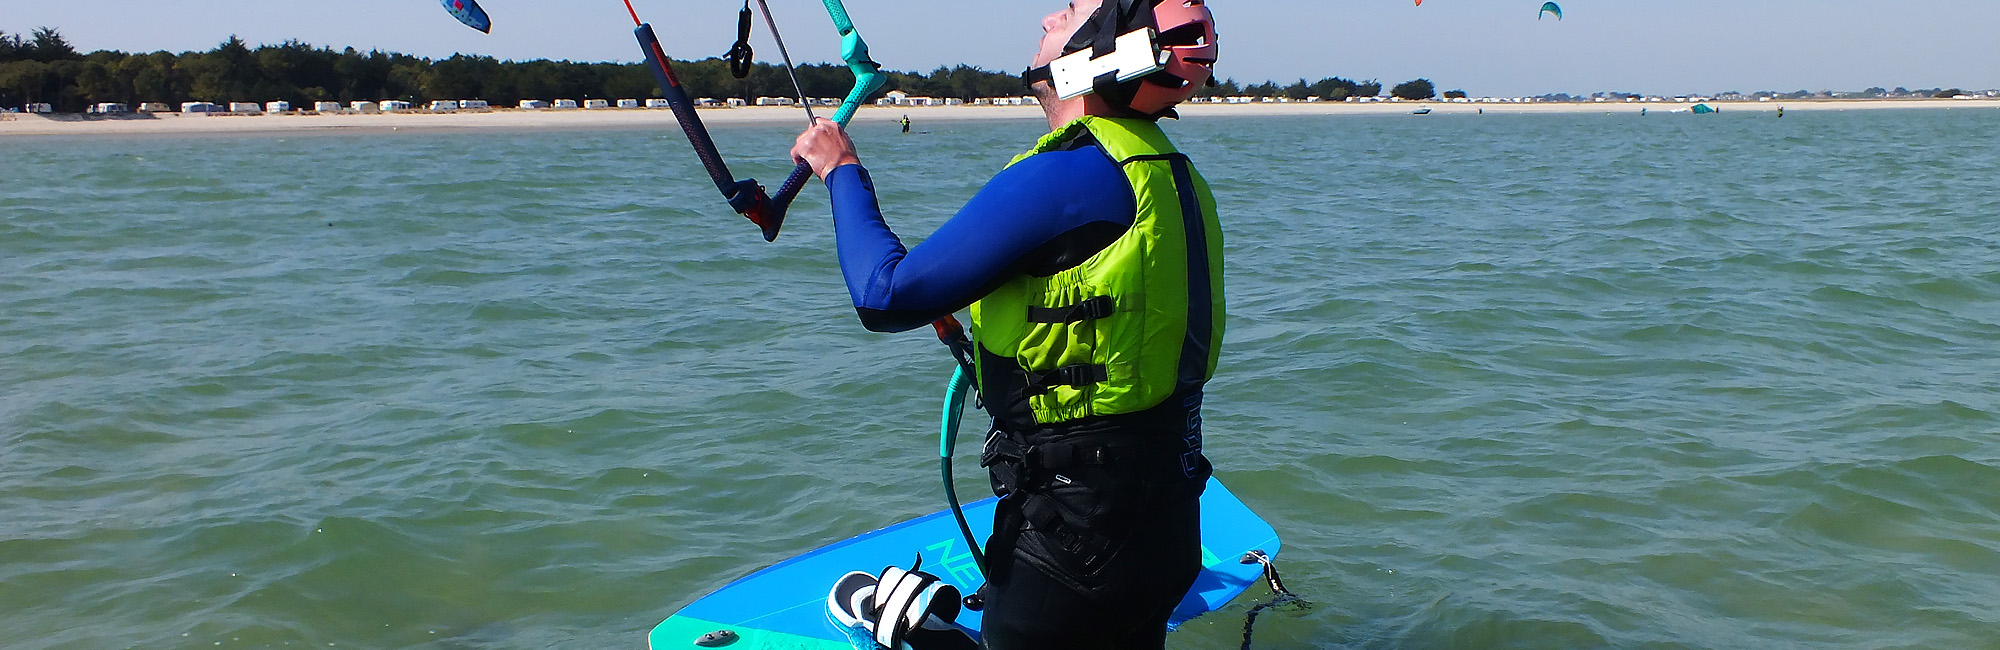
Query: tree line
[
  {"left": 3, "top": 28, "right": 1420, "bottom": 113},
  {"left": 0, "top": 29, "right": 1033, "bottom": 112}
]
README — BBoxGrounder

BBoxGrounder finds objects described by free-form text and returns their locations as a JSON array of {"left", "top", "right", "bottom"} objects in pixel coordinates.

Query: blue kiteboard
[{"left": 648, "top": 478, "right": 1280, "bottom": 649}]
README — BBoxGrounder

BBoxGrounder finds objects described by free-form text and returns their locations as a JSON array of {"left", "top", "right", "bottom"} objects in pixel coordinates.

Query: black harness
[
  {"left": 974, "top": 135, "right": 1219, "bottom": 598},
  {"left": 977, "top": 398, "right": 1211, "bottom": 595}
]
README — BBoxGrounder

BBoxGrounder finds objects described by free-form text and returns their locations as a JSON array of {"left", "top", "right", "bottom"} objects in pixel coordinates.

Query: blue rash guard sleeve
[{"left": 827, "top": 147, "right": 1136, "bottom": 333}]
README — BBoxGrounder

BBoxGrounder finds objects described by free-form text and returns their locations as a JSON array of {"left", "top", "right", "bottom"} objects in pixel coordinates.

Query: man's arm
[{"left": 827, "top": 148, "right": 1135, "bottom": 333}]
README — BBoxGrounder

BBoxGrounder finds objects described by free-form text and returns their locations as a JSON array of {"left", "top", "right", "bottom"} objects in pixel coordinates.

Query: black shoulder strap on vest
[
  {"left": 1167, "top": 155, "right": 1215, "bottom": 394},
  {"left": 1118, "top": 152, "right": 1216, "bottom": 394}
]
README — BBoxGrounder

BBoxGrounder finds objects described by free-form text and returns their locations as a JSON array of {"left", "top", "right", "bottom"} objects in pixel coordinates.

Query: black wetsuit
[{"left": 827, "top": 137, "right": 1210, "bottom": 650}]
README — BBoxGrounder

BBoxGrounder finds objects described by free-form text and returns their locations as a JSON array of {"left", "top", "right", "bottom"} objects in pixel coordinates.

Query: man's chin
[{"left": 1029, "top": 81, "right": 1059, "bottom": 107}]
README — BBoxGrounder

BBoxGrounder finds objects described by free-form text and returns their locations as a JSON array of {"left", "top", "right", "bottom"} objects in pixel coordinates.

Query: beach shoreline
[{"left": 3, "top": 98, "right": 1993, "bottom": 138}]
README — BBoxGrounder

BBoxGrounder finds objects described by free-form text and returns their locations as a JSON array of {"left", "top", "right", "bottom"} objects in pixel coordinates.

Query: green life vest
[{"left": 970, "top": 116, "right": 1226, "bottom": 425}]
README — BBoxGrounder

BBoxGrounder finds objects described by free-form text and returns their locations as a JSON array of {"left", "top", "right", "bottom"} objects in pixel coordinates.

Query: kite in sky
[
  {"left": 442, "top": 0, "right": 493, "bottom": 33},
  {"left": 1539, "top": 2, "right": 1563, "bottom": 20}
]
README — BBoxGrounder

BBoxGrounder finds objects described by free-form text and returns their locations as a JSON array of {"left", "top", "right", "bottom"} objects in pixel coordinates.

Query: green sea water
[{"left": 4, "top": 109, "right": 1999, "bottom": 650}]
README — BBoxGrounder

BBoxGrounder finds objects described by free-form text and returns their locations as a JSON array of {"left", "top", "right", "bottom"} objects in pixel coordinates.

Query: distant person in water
[{"left": 901, "top": 115, "right": 912, "bottom": 133}]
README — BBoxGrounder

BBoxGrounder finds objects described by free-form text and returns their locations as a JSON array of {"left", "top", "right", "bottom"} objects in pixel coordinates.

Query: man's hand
[{"left": 791, "top": 117, "right": 862, "bottom": 180}]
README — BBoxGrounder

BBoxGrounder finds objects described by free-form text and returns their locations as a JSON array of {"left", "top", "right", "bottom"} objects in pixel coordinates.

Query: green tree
[
  {"left": 1282, "top": 78, "right": 1311, "bottom": 100},
  {"left": 180, "top": 52, "right": 225, "bottom": 101},
  {"left": 428, "top": 54, "right": 495, "bottom": 100},
  {"left": 254, "top": 40, "right": 341, "bottom": 103},
  {"left": 1391, "top": 78, "right": 1435, "bottom": 100},
  {"left": 123, "top": 52, "right": 180, "bottom": 105},
  {"left": 72, "top": 58, "right": 120, "bottom": 104},
  {"left": 13, "top": 31, "right": 1391, "bottom": 112},
  {"left": 0, "top": 31, "right": 24, "bottom": 64},
  {"left": 385, "top": 57, "right": 431, "bottom": 102},
  {"left": 0, "top": 61, "right": 53, "bottom": 106},
  {"left": 602, "top": 62, "right": 657, "bottom": 102},
  {"left": 180, "top": 36, "right": 261, "bottom": 102},
  {"left": 333, "top": 49, "right": 394, "bottom": 102},
  {"left": 31, "top": 27, "right": 80, "bottom": 62},
  {"left": 1307, "top": 77, "right": 1363, "bottom": 101}
]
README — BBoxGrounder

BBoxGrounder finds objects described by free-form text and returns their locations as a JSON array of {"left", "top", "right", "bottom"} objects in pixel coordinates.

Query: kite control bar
[
  {"left": 627, "top": 2, "right": 787, "bottom": 241},
  {"left": 624, "top": 0, "right": 884, "bottom": 243}
]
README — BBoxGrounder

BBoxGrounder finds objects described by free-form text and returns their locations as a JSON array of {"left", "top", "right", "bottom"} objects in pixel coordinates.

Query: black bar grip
[{"left": 635, "top": 22, "right": 786, "bottom": 241}]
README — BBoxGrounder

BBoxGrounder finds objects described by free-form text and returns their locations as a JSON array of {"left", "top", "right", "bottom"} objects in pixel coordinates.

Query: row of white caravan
[
  {"left": 163, "top": 100, "right": 498, "bottom": 114},
  {"left": 70, "top": 96, "right": 836, "bottom": 117},
  {"left": 77, "top": 102, "right": 260, "bottom": 114},
  {"left": 174, "top": 102, "right": 292, "bottom": 114},
  {"left": 118, "top": 98, "right": 670, "bottom": 114},
  {"left": 517, "top": 99, "right": 677, "bottom": 109},
  {"left": 514, "top": 98, "right": 856, "bottom": 110}
]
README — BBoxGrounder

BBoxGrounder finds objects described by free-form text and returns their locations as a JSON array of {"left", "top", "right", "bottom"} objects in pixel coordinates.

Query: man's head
[
  {"left": 1031, "top": 1, "right": 1107, "bottom": 76},
  {"left": 1027, "top": 0, "right": 1219, "bottom": 121}
]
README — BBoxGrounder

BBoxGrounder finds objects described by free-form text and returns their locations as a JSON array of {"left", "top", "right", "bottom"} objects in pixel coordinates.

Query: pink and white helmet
[
  {"left": 1129, "top": 0, "right": 1220, "bottom": 116},
  {"left": 1026, "top": 0, "right": 1220, "bottom": 118}
]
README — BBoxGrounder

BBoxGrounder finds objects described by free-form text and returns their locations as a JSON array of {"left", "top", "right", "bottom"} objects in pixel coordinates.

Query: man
[{"left": 792, "top": 1, "right": 1221, "bottom": 648}]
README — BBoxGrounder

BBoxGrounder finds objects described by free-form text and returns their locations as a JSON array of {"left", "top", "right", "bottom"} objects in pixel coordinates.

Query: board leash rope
[{"left": 1238, "top": 550, "right": 1309, "bottom": 650}]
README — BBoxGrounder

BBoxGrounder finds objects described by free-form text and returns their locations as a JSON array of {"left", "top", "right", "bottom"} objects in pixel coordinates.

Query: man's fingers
[{"left": 791, "top": 117, "right": 858, "bottom": 180}]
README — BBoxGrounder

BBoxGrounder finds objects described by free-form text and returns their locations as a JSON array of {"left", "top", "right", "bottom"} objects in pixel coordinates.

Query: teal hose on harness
[{"left": 939, "top": 364, "right": 987, "bottom": 577}]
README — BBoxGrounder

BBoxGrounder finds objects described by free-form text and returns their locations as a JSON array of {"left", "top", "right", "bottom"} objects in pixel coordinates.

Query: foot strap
[{"left": 872, "top": 560, "right": 961, "bottom": 650}]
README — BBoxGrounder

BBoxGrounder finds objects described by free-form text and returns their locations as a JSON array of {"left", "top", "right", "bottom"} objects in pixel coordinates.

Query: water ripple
[{"left": 4, "top": 112, "right": 2000, "bottom": 649}]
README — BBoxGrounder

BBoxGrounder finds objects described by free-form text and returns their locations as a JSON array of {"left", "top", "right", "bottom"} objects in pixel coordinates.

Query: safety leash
[
  {"left": 723, "top": 1, "right": 754, "bottom": 78},
  {"left": 1237, "top": 550, "right": 1309, "bottom": 650},
  {"left": 932, "top": 316, "right": 986, "bottom": 577}
]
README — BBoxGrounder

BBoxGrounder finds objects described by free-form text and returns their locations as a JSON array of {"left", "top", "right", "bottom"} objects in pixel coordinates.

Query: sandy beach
[{"left": 3, "top": 98, "right": 1993, "bottom": 138}]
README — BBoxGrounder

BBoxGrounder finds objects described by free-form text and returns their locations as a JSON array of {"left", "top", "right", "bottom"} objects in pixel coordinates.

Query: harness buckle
[
  {"left": 1025, "top": 296, "right": 1116, "bottom": 323},
  {"left": 1037, "top": 442, "right": 1116, "bottom": 470},
  {"left": 1022, "top": 364, "right": 1110, "bottom": 396}
]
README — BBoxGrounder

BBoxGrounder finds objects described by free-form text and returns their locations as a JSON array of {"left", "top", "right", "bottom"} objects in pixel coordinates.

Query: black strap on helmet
[
  {"left": 1023, "top": 0, "right": 1155, "bottom": 113},
  {"left": 1082, "top": 0, "right": 1148, "bottom": 57}
]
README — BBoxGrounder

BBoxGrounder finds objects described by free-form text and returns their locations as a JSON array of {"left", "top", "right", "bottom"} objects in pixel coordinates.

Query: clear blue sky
[{"left": 8, "top": 1, "right": 1998, "bottom": 96}]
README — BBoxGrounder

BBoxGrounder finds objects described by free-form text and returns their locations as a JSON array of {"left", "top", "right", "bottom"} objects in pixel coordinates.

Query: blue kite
[{"left": 441, "top": 0, "right": 492, "bottom": 33}]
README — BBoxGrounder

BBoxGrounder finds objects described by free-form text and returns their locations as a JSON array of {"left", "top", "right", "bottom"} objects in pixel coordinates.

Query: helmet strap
[{"left": 1024, "top": 0, "right": 1162, "bottom": 117}]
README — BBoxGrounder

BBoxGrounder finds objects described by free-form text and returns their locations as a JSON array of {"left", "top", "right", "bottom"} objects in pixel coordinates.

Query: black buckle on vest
[
  {"left": 981, "top": 431, "right": 1027, "bottom": 468},
  {"left": 1022, "top": 364, "right": 1109, "bottom": 396},
  {"left": 1026, "top": 296, "right": 1116, "bottom": 324},
  {"left": 1038, "top": 442, "right": 1116, "bottom": 469}
]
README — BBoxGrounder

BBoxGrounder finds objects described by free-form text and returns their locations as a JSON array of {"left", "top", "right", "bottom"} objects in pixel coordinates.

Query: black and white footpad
[{"left": 825, "top": 557, "right": 976, "bottom": 650}]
